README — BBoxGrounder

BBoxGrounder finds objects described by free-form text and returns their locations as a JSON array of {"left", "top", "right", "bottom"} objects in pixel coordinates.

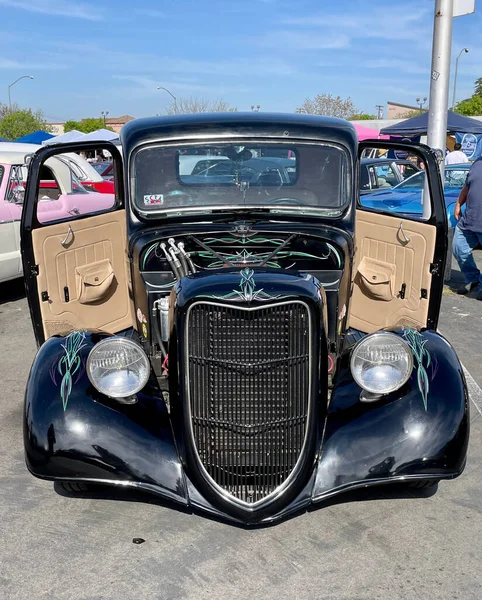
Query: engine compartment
[
  {"left": 141, "top": 229, "right": 343, "bottom": 276},
  {"left": 134, "top": 225, "right": 349, "bottom": 380}
]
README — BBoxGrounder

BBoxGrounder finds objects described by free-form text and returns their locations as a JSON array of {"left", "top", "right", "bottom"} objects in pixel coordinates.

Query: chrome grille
[{"left": 186, "top": 301, "right": 312, "bottom": 504}]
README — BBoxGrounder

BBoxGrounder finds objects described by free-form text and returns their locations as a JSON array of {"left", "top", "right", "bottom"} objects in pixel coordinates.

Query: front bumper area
[{"left": 24, "top": 330, "right": 469, "bottom": 525}]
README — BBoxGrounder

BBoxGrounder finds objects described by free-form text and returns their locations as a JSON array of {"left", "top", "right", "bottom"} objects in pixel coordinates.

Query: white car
[
  {"left": 0, "top": 143, "right": 114, "bottom": 193},
  {"left": 0, "top": 149, "right": 114, "bottom": 284}
]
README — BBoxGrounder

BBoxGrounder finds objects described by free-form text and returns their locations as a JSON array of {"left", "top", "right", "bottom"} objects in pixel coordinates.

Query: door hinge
[
  {"left": 31, "top": 265, "right": 39, "bottom": 276},
  {"left": 421, "top": 288, "right": 428, "bottom": 299},
  {"left": 41, "top": 291, "right": 49, "bottom": 302},
  {"left": 430, "top": 262, "right": 440, "bottom": 274}
]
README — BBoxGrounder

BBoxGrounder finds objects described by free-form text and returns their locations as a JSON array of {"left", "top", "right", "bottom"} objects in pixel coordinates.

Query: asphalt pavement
[{"left": 1, "top": 256, "right": 482, "bottom": 600}]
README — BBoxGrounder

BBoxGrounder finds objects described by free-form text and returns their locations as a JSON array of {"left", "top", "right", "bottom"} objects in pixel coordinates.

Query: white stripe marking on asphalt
[
  {"left": 463, "top": 365, "right": 482, "bottom": 416},
  {"left": 437, "top": 328, "right": 482, "bottom": 416}
]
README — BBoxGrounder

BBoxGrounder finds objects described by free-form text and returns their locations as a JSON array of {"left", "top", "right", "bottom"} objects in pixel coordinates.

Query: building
[
  {"left": 104, "top": 115, "right": 135, "bottom": 134},
  {"left": 387, "top": 101, "right": 426, "bottom": 119},
  {"left": 46, "top": 115, "right": 135, "bottom": 136},
  {"left": 48, "top": 122, "right": 65, "bottom": 135}
]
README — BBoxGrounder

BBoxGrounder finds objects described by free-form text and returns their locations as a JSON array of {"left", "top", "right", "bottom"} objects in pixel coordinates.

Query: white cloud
[
  {"left": 112, "top": 75, "right": 252, "bottom": 96},
  {"left": 283, "top": 4, "right": 433, "bottom": 44},
  {"left": 254, "top": 30, "right": 350, "bottom": 50},
  {"left": 0, "top": 58, "right": 67, "bottom": 70},
  {"left": 0, "top": 0, "right": 103, "bottom": 20},
  {"left": 48, "top": 42, "right": 295, "bottom": 77},
  {"left": 364, "top": 59, "right": 428, "bottom": 75},
  {"left": 135, "top": 9, "right": 165, "bottom": 18}
]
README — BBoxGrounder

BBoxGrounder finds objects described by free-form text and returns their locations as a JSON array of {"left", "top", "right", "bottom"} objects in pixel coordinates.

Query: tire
[
  {"left": 58, "top": 481, "right": 90, "bottom": 493},
  {"left": 408, "top": 479, "right": 439, "bottom": 489}
]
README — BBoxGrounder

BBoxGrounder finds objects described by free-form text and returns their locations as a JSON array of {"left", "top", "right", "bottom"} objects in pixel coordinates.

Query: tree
[
  {"left": 0, "top": 102, "right": 20, "bottom": 120},
  {"left": 454, "top": 95, "right": 482, "bottom": 116},
  {"left": 0, "top": 108, "right": 51, "bottom": 140},
  {"left": 64, "top": 118, "right": 114, "bottom": 133},
  {"left": 64, "top": 120, "right": 81, "bottom": 132},
  {"left": 349, "top": 113, "right": 377, "bottom": 121},
  {"left": 399, "top": 109, "right": 427, "bottom": 119},
  {"left": 296, "top": 94, "right": 358, "bottom": 119},
  {"left": 474, "top": 77, "right": 482, "bottom": 97},
  {"left": 164, "top": 97, "right": 237, "bottom": 115}
]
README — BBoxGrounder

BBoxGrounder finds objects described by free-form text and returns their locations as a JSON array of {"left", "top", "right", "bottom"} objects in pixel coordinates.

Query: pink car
[{"left": 0, "top": 150, "right": 115, "bottom": 283}]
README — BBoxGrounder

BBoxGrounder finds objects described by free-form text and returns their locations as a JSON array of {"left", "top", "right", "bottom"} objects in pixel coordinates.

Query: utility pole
[
  {"left": 426, "top": 0, "right": 475, "bottom": 219},
  {"left": 375, "top": 105, "right": 383, "bottom": 119},
  {"left": 426, "top": 0, "right": 454, "bottom": 219}
]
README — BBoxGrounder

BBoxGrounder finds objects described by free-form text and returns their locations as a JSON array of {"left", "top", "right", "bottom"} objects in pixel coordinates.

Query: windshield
[
  {"left": 394, "top": 171, "right": 425, "bottom": 190},
  {"left": 445, "top": 168, "right": 469, "bottom": 188},
  {"left": 133, "top": 142, "right": 349, "bottom": 216},
  {"left": 69, "top": 169, "right": 89, "bottom": 194}
]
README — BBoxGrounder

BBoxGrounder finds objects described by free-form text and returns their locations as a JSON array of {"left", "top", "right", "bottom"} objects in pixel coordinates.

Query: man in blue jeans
[{"left": 453, "top": 157, "right": 482, "bottom": 299}]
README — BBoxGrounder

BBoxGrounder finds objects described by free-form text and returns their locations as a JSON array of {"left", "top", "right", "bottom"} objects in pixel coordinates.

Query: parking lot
[{"left": 0, "top": 255, "right": 481, "bottom": 600}]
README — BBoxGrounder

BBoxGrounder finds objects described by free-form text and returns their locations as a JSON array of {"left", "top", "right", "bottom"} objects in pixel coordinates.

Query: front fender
[
  {"left": 24, "top": 332, "right": 188, "bottom": 506},
  {"left": 313, "top": 330, "right": 469, "bottom": 499}
]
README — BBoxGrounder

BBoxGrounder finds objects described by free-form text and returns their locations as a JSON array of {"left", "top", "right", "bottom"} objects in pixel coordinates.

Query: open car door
[
  {"left": 21, "top": 142, "right": 134, "bottom": 346},
  {"left": 348, "top": 141, "right": 447, "bottom": 333}
]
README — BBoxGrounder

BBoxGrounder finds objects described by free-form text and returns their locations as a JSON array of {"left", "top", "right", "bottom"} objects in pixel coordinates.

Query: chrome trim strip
[{"left": 185, "top": 299, "right": 313, "bottom": 510}]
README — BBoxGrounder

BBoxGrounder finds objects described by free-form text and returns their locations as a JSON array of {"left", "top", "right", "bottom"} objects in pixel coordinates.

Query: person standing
[
  {"left": 453, "top": 157, "right": 482, "bottom": 299},
  {"left": 445, "top": 143, "right": 469, "bottom": 165}
]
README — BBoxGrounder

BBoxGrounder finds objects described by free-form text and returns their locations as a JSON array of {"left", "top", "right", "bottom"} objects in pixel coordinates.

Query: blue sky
[{"left": 0, "top": 0, "right": 481, "bottom": 122}]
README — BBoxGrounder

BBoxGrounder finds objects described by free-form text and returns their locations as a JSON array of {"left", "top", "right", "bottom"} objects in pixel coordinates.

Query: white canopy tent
[
  {"left": 43, "top": 128, "right": 119, "bottom": 145},
  {"left": 42, "top": 130, "right": 84, "bottom": 145},
  {"left": 79, "top": 129, "right": 119, "bottom": 142}
]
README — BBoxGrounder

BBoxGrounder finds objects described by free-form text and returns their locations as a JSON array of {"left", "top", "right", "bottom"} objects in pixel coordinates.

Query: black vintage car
[{"left": 22, "top": 113, "right": 469, "bottom": 525}]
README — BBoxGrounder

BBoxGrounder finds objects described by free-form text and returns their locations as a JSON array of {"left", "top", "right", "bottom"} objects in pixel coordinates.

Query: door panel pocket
[
  {"left": 76, "top": 258, "right": 115, "bottom": 304},
  {"left": 356, "top": 256, "right": 395, "bottom": 302}
]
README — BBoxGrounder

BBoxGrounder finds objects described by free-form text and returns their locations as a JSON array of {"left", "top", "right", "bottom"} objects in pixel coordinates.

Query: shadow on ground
[
  {"left": 0, "top": 279, "right": 26, "bottom": 305},
  {"left": 53, "top": 479, "right": 438, "bottom": 529}
]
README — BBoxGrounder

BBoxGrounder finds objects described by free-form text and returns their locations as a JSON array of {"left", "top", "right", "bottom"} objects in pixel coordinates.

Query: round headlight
[
  {"left": 350, "top": 332, "right": 413, "bottom": 395},
  {"left": 87, "top": 337, "right": 150, "bottom": 398}
]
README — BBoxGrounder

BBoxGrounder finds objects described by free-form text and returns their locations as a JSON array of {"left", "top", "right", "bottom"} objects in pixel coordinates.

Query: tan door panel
[
  {"left": 348, "top": 210, "right": 436, "bottom": 333},
  {"left": 32, "top": 210, "right": 135, "bottom": 338}
]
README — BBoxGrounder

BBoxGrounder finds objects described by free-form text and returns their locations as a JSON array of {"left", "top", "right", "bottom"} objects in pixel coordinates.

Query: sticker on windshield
[{"left": 144, "top": 194, "right": 164, "bottom": 206}]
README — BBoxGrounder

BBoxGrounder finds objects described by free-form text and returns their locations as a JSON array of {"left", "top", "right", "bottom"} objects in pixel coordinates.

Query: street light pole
[
  {"left": 8, "top": 75, "right": 34, "bottom": 110},
  {"left": 416, "top": 97, "right": 428, "bottom": 112},
  {"left": 101, "top": 111, "right": 109, "bottom": 127},
  {"left": 426, "top": 0, "right": 454, "bottom": 219},
  {"left": 451, "top": 47, "right": 469, "bottom": 110},
  {"left": 157, "top": 86, "right": 177, "bottom": 113}
]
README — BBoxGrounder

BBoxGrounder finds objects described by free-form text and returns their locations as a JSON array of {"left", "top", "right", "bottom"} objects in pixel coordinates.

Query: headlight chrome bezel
[
  {"left": 350, "top": 331, "right": 414, "bottom": 396},
  {"left": 87, "top": 336, "right": 150, "bottom": 399}
]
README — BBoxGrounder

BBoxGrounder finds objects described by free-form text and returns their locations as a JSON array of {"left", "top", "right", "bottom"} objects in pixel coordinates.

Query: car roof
[
  {"left": 0, "top": 150, "right": 33, "bottom": 165},
  {"left": 121, "top": 112, "right": 358, "bottom": 153},
  {"left": 446, "top": 163, "right": 471, "bottom": 169},
  {"left": 360, "top": 158, "right": 413, "bottom": 165}
]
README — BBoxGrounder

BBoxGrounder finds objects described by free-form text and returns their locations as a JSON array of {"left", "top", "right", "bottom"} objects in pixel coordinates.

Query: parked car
[
  {"left": 0, "top": 149, "right": 114, "bottom": 284},
  {"left": 183, "top": 155, "right": 296, "bottom": 185},
  {"left": 361, "top": 163, "right": 470, "bottom": 226},
  {"left": 22, "top": 114, "right": 468, "bottom": 525},
  {"left": 0, "top": 143, "right": 115, "bottom": 194},
  {"left": 91, "top": 160, "right": 114, "bottom": 180},
  {"left": 360, "top": 158, "right": 420, "bottom": 195}
]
